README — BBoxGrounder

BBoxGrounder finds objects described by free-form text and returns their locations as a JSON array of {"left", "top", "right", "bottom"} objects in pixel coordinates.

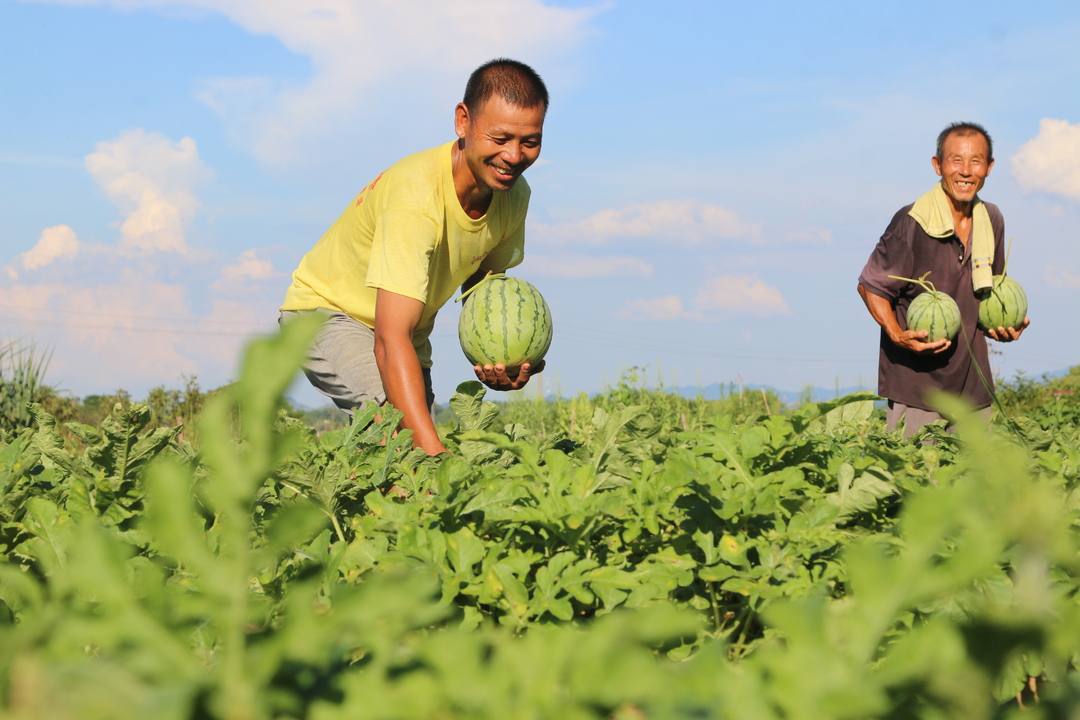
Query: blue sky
[{"left": 2, "top": 0, "right": 1079, "bottom": 407}]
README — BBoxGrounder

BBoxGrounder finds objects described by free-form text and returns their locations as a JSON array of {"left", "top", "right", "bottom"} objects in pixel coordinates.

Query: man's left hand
[
  {"left": 474, "top": 360, "right": 546, "bottom": 391},
  {"left": 986, "top": 317, "right": 1030, "bottom": 342}
]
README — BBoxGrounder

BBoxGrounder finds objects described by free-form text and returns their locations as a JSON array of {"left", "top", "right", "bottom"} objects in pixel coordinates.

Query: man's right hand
[{"left": 889, "top": 329, "right": 951, "bottom": 355}]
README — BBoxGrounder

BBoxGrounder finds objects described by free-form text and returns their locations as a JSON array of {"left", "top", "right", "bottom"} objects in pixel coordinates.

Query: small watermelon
[
  {"left": 978, "top": 275, "right": 1027, "bottom": 332},
  {"left": 890, "top": 272, "right": 961, "bottom": 342},
  {"left": 457, "top": 274, "right": 552, "bottom": 377},
  {"left": 907, "top": 290, "right": 961, "bottom": 342}
]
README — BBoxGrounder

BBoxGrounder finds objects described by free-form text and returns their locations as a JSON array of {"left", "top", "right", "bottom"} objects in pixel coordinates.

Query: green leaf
[
  {"left": 826, "top": 465, "right": 897, "bottom": 523},
  {"left": 450, "top": 382, "right": 502, "bottom": 433},
  {"left": 446, "top": 527, "right": 486, "bottom": 575}
]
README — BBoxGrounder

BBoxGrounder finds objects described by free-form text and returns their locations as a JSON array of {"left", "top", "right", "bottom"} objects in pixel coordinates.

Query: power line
[
  {"left": 0, "top": 303, "right": 270, "bottom": 327},
  {"left": 428, "top": 329, "right": 871, "bottom": 364},
  {"left": 6, "top": 305, "right": 1072, "bottom": 368},
  {"left": 0, "top": 317, "right": 270, "bottom": 338},
  {"left": 556, "top": 326, "right": 860, "bottom": 363}
]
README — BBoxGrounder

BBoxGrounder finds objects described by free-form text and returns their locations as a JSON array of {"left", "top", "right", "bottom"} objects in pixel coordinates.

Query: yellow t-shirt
[{"left": 281, "top": 141, "right": 529, "bottom": 366}]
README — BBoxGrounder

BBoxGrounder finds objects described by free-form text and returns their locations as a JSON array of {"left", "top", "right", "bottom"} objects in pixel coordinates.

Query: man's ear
[{"left": 454, "top": 103, "right": 470, "bottom": 139}]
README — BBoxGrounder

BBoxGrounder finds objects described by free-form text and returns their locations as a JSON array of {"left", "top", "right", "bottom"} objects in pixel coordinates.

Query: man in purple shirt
[{"left": 857, "top": 122, "right": 1029, "bottom": 438}]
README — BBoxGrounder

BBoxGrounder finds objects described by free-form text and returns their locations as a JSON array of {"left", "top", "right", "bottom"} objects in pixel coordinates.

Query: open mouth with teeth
[
  {"left": 951, "top": 180, "right": 978, "bottom": 195},
  {"left": 488, "top": 163, "right": 518, "bottom": 183}
]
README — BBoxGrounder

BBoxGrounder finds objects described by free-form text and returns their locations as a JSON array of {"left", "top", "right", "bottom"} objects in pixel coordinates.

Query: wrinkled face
[
  {"left": 455, "top": 95, "right": 545, "bottom": 192},
  {"left": 932, "top": 131, "right": 994, "bottom": 206}
]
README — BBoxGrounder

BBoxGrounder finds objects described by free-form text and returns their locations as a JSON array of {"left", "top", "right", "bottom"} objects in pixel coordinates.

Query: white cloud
[
  {"left": 783, "top": 226, "right": 835, "bottom": 244},
  {"left": 619, "top": 295, "right": 705, "bottom": 322},
  {"left": 693, "top": 275, "right": 791, "bottom": 318},
  {"left": 524, "top": 253, "right": 653, "bottom": 279},
  {"left": 532, "top": 199, "right": 762, "bottom": 247},
  {"left": 0, "top": 127, "right": 294, "bottom": 397},
  {"left": 7, "top": 225, "right": 82, "bottom": 278},
  {"left": 1011, "top": 118, "right": 1080, "bottom": 201},
  {"left": 37, "top": 0, "right": 596, "bottom": 164},
  {"left": 620, "top": 274, "right": 790, "bottom": 322},
  {"left": 0, "top": 278, "right": 278, "bottom": 394},
  {"left": 220, "top": 249, "right": 280, "bottom": 282},
  {"left": 212, "top": 249, "right": 283, "bottom": 292},
  {"left": 85, "top": 128, "right": 209, "bottom": 254},
  {"left": 1045, "top": 265, "right": 1080, "bottom": 289}
]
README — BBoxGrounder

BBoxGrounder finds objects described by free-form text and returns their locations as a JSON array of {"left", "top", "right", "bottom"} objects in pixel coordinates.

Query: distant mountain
[
  {"left": 669, "top": 365, "right": 1077, "bottom": 406},
  {"left": 284, "top": 395, "right": 317, "bottom": 411}
]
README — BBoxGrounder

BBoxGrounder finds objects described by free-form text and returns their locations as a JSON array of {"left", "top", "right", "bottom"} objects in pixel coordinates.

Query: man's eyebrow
[{"left": 486, "top": 128, "right": 543, "bottom": 139}]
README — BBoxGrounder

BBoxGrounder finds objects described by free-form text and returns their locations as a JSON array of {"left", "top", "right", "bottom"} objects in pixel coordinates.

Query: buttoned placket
[{"left": 954, "top": 234, "right": 968, "bottom": 267}]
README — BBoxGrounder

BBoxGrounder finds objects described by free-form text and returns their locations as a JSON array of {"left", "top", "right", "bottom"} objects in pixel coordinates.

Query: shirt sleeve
[
  {"left": 858, "top": 209, "right": 915, "bottom": 302},
  {"left": 479, "top": 217, "right": 525, "bottom": 273},
  {"left": 478, "top": 182, "right": 529, "bottom": 273},
  {"left": 365, "top": 208, "right": 439, "bottom": 302}
]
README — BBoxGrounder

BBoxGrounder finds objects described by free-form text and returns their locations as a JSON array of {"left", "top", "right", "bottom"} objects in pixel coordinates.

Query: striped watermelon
[
  {"left": 978, "top": 275, "right": 1027, "bottom": 332},
  {"left": 890, "top": 272, "right": 962, "bottom": 343},
  {"left": 458, "top": 274, "right": 552, "bottom": 377},
  {"left": 906, "top": 289, "right": 961, "bottom": 342}
]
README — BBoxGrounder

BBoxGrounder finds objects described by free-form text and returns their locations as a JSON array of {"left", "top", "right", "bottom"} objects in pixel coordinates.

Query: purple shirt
[{"left": 858, "top": 202, "right": 1006, "bottom": 411}]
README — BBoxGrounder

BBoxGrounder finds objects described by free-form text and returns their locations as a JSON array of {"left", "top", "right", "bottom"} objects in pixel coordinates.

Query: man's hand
[
  {"left": 985, "top": 317, "right": 1030, "bottom": 342},
  {"left": 859, "top": 284, "right": 952, "bottom": 355},
  {"left": 890, "top": 329, "right": 952, "bottom": 355},
  {"left": 474, "top": 359, "right": 546, "bottom": 391}
]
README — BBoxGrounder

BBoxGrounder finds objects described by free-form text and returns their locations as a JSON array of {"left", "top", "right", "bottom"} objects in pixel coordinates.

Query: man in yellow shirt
[{"left": 281, "top": 59, "right": 547, "bottom": 455}]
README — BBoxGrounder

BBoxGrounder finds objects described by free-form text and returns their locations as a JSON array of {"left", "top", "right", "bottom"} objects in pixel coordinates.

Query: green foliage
[
  {"left": 1, "top": 326, "right": 1079, "bottom": 719},
  {"left": 496, "top": 368, "right": 783, "bottom": 442},
  {"left": 995, "top": 365, "right": 1080, "bottom": 430},
  {"left": 0, "top": 339, "right": 53, "bottom": 434}
]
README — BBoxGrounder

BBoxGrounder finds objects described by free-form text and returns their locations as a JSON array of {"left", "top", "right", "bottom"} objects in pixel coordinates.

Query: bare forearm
[
  {"left": 374, "top": 336, "right": 445, "bottom": 455},
  {"left": 858, "top": 284, "right": 902, "bottom": 343},
  {"left": 858, "top": 283, "right": 948, "bottom": 354}
]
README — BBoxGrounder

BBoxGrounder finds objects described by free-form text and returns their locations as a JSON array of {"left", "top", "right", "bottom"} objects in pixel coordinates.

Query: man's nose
[{"left": 502, "top": 143, "right": 523, "bottom": 165}]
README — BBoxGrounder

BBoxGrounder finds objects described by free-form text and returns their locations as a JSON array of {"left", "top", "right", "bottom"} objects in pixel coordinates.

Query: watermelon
[
  {"left": 906, "top": 290, "right": 961, "bottom": 342},
  {"left": 978, "top": 275, "right": 1027, "bottom": 332},
  {"left": 890, "top": 272, "right": 961, "bottom": 343},
  {"left": 457, "top": 274, "right": 552, "bottom": 377}
]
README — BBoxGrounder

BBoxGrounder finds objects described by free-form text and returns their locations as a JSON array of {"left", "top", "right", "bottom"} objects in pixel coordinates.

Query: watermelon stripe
[
  {"left": 978, "top": 275, "right": 1027, "bottom": 331},
  {"left": 499, "top": 279, "right": 509, "bottom": 362},
  {"left": 907, "top": 290, "right": 960, "bottom": 342},
  {"left": 458, "top": 276, "right": 552, "bottom": 373}
]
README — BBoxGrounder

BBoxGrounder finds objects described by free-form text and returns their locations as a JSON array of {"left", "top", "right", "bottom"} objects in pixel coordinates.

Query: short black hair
[
  {"left": 463, "top": 58, "right": 548, "bottom": 114},
  {"left": 936, "top": 122, "right": 994, "bottom": 162}
]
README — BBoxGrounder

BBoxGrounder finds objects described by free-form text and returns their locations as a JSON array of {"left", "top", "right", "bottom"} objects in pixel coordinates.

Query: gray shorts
[
  {"left": 279, "top": 308, "right": 434, "bottom": 415},
  {"left": 886, "top": 400, "right": 991, "bottom": 439}
]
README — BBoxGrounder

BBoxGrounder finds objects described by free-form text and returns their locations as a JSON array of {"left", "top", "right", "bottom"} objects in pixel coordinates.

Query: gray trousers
[{"left": 280, "top": 309, "right": 434, "bottom": 415}]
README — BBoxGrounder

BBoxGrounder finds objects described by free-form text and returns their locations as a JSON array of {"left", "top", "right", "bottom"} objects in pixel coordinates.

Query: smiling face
[
  {"left": 454, "top": 95, "right": 545, "bottom": 196},
  {"left": 931, "top": 131, "right": 994, "bottom": 209}
]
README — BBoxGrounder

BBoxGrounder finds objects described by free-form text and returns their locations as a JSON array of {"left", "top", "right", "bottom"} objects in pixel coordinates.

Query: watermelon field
[{"left": 2, "top": 315, "right": 1080, "bottom": 719}]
